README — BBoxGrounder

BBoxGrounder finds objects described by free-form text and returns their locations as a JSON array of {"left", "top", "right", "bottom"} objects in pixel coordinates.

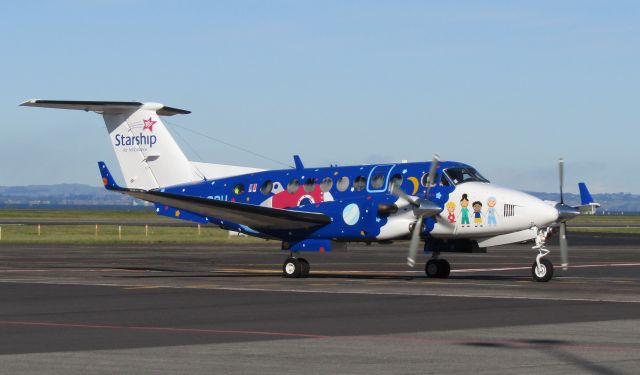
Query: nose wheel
[
  {"left": 532, "top": 258, "right": 554, "bottom": 282},
  {"left": 282, "top": 257, "right": 310, "bottom": 278},
  {"left": 425, "top": 259, "right": 450, "bottom": 278},
  {"left": 531, "top": 227, "right": 555, "bottom": 282}
]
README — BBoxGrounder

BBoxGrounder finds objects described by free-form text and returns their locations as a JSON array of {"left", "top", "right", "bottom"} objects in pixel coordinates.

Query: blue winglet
[
  {"left": 98, "top": 161, "right": 122, "bottom": 191},
  {"left": 578, "top": 182, "right": 594, "bottom": 205}
]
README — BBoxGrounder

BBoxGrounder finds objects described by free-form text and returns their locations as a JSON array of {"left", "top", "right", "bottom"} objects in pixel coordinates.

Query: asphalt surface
[{"left": 0, "top": 232, "right": 639, "bottom": 374}]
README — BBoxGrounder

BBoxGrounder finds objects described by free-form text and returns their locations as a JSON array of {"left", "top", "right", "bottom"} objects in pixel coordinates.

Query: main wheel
[
  {"left": 426, "top": 259, "right": 451, "bottom": 278},
  {"left": 299, "top": 258, "right": 310, "bottom": 278},
  {"left": 531, "top": 258, "right": 554, "bottom": 282},
  {"left": 437, "top": 259, "right": 451, "bottom": 278},
  {"left": 426, "top": 259, "right": 439, "bottom": 278},
  {"left": 283, "top": 257, "right": 302, "bottom": 278}
]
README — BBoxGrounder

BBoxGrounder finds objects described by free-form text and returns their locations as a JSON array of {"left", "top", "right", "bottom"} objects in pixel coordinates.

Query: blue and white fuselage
[{"left": 155, "top": 160, "right": 558, "bottom": 248}]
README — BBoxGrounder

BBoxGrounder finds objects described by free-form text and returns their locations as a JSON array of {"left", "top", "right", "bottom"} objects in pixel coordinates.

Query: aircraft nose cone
[{"left": 520, "top": 193, "right": 559, "bottom": 227}]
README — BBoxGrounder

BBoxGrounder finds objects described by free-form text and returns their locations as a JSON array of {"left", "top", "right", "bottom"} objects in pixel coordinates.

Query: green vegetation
[
  {"left": 571, "top": 215, "right": 640, "bottom": 224},
  {"left": 0, "top": 209, "right": 266, "bottom": 244},
  {"left": 0, "top": 224, "right": 266, "bottom": 244},
  {"left": 569, "top": 227, "right": 640, "bottom": 234},
  {"left": 0, "top": 208, "right": 162, "bottom": 221}
]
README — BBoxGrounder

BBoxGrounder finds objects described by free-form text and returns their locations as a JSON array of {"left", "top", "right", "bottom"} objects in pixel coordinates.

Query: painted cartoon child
[
  {"left": 446, "top": 201, "right": 456, "bottom": 223},
  {"left": 472, "top": 201, "right": 483, "bottom": 227},
  {"left": 487, "top": 196, "right": 497, "bottom": 226},
  {"left": 460, "top": 194, "right": 470, "bottom": 227}
]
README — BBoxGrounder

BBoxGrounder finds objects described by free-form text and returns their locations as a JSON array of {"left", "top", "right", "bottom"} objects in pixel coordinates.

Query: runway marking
[
  {"left": 0, "top": 319, "right": 638, "bottom": 354},
  {"left": 0, "top": 320, "right": 329, "bottom": 339},
  {"left": 123, "top": 286, "right": 162, "bottom": 290},
  {"left": 0, "top": 278, "right": 639, "bottom": 303}
]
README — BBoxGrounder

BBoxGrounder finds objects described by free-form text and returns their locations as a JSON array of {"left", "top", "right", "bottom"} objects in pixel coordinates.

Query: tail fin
[
  {"left": 578, "top": 182, "right": 594, "bottom": 205},
  {"left": 22, "top": 100, "right": 202, "bottom": 190},
  {"left": 576, "top": 182, "right": 600, "bottom": 215}
]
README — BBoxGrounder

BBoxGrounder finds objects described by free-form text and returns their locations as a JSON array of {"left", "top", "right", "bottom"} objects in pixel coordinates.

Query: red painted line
[
  {"left": 0, "top": 320, "right": 638, "bottom": 354},
  {"left": 0, "top": 320, "right": 329, "bottom": 339}
]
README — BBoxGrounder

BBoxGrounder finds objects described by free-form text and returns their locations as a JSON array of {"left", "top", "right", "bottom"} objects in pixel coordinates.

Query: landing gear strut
[
  {"left": 282, "top": 256, "right": 310, "bottom": 278},
  {"left": 531, "top": 227, "right": 554, "bottom": 282},
  {"left": 425, "top": 252, "right": 451, "bottom": 278}
]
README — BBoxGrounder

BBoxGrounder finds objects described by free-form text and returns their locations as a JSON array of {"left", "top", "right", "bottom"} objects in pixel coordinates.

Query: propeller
[
  {"left": 390, "top": 154, "right": 441, "bottom": 267},
  {"left": 555, "top": 157, "right": 577, "bottom": 271},
  {"left": 559, "top": 158, "right": 565, "bottom": 204}
]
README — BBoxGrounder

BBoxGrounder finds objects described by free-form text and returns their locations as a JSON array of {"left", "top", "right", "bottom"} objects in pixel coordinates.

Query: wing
[{"left": 99, "top": 162, "right": 330, "bottom": 231}]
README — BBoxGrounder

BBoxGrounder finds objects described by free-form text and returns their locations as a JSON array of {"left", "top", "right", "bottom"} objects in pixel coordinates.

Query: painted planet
[{"left": 342, "top": 203, "right": 360, "bottom": 226}]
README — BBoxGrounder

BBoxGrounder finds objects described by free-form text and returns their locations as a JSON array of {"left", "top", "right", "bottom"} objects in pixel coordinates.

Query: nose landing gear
[{"left": 531, "top": 227, "right": 554, "bottom": 282}]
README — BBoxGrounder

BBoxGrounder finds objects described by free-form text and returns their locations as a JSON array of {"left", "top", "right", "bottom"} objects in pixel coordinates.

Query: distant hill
[
  {"left": 0, "top": 184, "right": 638, "bottom": 213},
  {"left": 0, "top": 184, "right": 148, "bottom": 208}
]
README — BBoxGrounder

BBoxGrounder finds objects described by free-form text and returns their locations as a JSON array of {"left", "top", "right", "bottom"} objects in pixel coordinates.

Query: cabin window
[
  {"left": 320, "top": 177, "right": 333, "bottom": 192},
  {"left": 260, "top": 180, "right": 273, "bottom": 195},
  {"left": 336, "top": 176, "right": 349, "bottom": 192},
  {"left": 353, "top": 176, "right": 366, "bottom": 191},
  {"left": 421, "top": 172, "right": 450, "bottom": 187},
  {"left": 370, "top": 173, "right": 385, "bottom": 189},
  {"left": 233, "top": 183, "right": 245, "bottom": 195},
  {"left": 303, "top": 177, "right": 316, "bottom": 193},
  {"left": 389, "top": 173, "right": 403, "bottom": 189},
  {"left": 287, "top": 179, "right": 300, "bottom": 194}
]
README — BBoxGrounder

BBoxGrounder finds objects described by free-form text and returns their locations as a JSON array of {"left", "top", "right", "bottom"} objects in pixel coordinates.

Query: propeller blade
[
  {"left": 424, "top": 154, "right": 440, "bottom": 198},
  {"left": 559, "top": 158, "right": 564, "bottom": 204},
  {"left": 407, "top": 216, "right": 423, "bottom": 267},
  {"left": 559, "top": 222, "right": 568, "bottom": 270}
]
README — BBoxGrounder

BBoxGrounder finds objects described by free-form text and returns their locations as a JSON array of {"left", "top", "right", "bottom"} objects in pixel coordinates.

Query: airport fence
[{"left": 0, "top": 223, "right": 253, "bottom": 244}]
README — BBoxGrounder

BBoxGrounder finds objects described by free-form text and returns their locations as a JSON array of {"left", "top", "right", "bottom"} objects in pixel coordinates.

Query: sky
[{"left": 0, "top": 1, "right": 638, "bottom": 193}]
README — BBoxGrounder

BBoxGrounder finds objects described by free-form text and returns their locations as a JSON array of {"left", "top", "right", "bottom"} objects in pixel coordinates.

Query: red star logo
[{"left": 143, "top": 117, "right": 157, "bottom": 132}]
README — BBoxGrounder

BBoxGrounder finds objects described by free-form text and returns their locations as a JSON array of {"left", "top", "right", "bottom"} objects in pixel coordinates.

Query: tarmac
[{"left": 0, "top": 232, "right": 639, "bottom": 374}]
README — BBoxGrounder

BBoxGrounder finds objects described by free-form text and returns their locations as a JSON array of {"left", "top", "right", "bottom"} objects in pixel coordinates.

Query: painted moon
[
  {"left": 407, "top": 176, "right": 420, "bottom": 195},
  {"left": 342, "top": 203, "right": 360, "bottom": 225}
]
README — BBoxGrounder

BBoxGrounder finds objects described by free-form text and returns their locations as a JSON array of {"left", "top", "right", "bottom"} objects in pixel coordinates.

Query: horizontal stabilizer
[{"left": 20, "top": 99, "right": 190, "bottom": 116}]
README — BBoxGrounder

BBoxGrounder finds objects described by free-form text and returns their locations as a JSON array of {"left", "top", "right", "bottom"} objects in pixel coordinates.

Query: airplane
[{"left": 21, "top": 99, "right": 600, "bottom": 282}]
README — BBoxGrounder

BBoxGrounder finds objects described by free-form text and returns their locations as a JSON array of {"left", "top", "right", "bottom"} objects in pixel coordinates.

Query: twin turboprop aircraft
[{"left": 22, "top": 99, "right": 600, "bottom": 282}]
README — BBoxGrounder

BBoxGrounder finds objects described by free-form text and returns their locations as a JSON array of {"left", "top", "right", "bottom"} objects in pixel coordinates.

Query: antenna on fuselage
[{"left": 293, "top": 155, "right": 305, "bottom": 170}]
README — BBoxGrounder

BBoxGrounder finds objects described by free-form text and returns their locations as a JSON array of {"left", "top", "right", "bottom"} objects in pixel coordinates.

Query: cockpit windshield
[{"left": 444, "top": 167, "right": 490, "bottom": 185}]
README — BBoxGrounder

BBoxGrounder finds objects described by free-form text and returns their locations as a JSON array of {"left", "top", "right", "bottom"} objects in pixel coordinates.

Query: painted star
[
  {"left": 435, "top": 192, "right": 442, "bottom": 199},
  {"left": 143, "top": 117, "right": 157, "bottom": 132}
]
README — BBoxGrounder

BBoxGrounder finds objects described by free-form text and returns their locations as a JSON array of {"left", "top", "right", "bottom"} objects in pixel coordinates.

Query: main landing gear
[
  {"left": 531, "top": 227, "right": 554, "bottom": 282},
  {"left": 425, "top": 252, "right": 451, "bottom": 278},
  {"left": 282, "top": 256, "right": 310, "bottom": 278}
]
